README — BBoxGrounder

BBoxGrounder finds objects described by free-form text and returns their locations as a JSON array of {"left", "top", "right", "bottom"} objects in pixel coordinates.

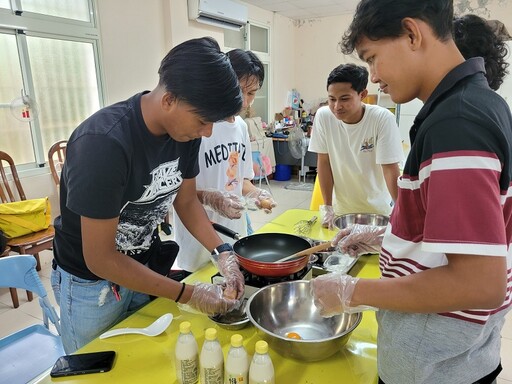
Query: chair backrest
[
  {"left": 0, "top": 151, "right": 26, "bottom": 203},
  {"left": 0, "top": 255, "right": 60, "bottom": 334},
  {"left": 48, "top": 140, "right": 67, "bottom": 187}
]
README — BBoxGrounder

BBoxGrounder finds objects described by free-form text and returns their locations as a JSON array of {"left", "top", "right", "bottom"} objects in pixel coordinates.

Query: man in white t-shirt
[
  {"left": 173, "top": 49, "right": 276, "bottom": 275},
  {"left": 308, "top": 63, "right": 403, "bottom": 228}
]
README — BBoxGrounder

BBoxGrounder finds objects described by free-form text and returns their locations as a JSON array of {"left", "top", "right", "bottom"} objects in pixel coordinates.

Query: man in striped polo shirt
[{"left": 311, "top": 1, "right": 512, "bottom": 383}]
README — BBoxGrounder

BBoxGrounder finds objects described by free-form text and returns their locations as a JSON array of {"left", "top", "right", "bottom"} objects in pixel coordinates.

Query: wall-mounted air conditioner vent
[{"left": 188, "top": 0, "right": 248, "bottom": 31}]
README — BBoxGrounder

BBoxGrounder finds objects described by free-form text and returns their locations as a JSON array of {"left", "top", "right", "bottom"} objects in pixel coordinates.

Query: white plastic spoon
[{"left": 99, "top": 313, "right": 173, "bottom": 339}]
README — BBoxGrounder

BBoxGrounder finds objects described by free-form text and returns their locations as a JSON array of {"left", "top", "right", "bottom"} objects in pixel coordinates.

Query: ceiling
[
  {"left": 242, "top": 0, "right": 361, "bottom": 20},
  {"left": 241, "top": 0, "right": 507, "bottom": 21}
]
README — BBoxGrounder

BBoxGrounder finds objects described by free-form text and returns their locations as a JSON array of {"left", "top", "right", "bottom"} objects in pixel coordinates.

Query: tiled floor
[{"left": 1, "top": 178, "right": 511, "bottom": 383}]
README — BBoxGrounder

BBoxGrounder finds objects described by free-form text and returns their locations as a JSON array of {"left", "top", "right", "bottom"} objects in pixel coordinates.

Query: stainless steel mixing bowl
[
  {"left": 334, "top": 213, "right": 389, "bottom": 230},
  {"left": 246, "top": 280, "right": 362, "bottom": 361}
]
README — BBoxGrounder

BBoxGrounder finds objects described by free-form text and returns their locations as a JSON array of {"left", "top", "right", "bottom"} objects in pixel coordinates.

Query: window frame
[
  {"left": 224, "top": 20, "right": 271, "bottom": 123},
  {"left": 0, "top": 0, "right": 105, "bottom": 173}
]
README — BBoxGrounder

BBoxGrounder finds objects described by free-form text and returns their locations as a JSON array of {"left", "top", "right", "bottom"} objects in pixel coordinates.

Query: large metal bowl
[
  {"left": 334, "top": 213, "right": 389, "bottom": 230},
  {"left": 246, "top": 280, "right": 361, "bottom": 361}
]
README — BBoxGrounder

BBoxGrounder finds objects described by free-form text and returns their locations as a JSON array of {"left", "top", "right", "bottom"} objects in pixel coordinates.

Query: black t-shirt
[{"left": 53, "top": 92, "right": 200, "bottom": 279}]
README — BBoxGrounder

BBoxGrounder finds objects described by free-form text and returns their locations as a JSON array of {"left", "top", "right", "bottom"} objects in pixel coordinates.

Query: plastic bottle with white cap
[
  {"left": 249, "top": 340, "right": 275, "bottom": 384},
  {"left": 225, "top": 334, "right": 249, "bottom": 384},
  {"left": 175, "top": 321, "right": 199, "bottom": 384},
  {"left": 200, "top": 328, "right": 224, "bottom": 384}
]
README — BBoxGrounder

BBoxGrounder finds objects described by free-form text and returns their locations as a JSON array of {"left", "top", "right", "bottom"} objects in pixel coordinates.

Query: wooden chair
[
  {"left": 0, "top": 151, "right": 55, "bottom": 308},
  {"left": 48, "top": 140, "right": 67, "bottom": 187}
]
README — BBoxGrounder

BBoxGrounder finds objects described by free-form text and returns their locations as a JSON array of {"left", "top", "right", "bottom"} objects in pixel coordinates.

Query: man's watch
[{"left": 211, "top": 242, "right": 233, "bottom": 256}]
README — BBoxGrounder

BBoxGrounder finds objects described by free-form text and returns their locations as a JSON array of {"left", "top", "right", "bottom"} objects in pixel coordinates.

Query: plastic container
[
  {"left": 274, "top": 164, "right": 292, "bottom": 181},
  {"left": 225, "top": 334, "right": 249, "bottom": 384},
  {"left": 175, "top": 321, "right": 199, "bottom": 384},
  {"left": 200, "top": 328, "right": 224, "bottom": 384},
  {"left": 323, "top": 252, "right": 357, "bottom": 273},
  {"left": 249, "top": 340, "right": 275, "bottom": 384}
]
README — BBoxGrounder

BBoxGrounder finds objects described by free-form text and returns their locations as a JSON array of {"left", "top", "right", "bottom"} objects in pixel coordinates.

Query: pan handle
[{"left": 212, "top": 222, "right": 241, "bottom": 240}]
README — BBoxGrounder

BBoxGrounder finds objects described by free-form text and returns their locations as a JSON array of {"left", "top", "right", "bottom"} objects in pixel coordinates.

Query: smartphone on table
[{"left": 50, "top": 350, "right": 116, "bottom": 378}]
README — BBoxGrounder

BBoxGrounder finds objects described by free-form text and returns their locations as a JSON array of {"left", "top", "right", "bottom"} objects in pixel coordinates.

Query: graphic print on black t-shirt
[{"left": 116, "top": 159, "right": 182, "bottom": 253}]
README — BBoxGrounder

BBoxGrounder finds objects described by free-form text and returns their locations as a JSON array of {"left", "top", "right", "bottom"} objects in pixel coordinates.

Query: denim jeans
[{"left": 51, "top": 265, "right": 150, "bottom": 353}]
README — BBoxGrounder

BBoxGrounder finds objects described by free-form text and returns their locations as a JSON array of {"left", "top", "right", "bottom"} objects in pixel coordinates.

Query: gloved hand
[
  {"left": 201, "top": 190, "right": 244, "bottom": 219},
  {"left": 332, "top": 224, "right": 386, "bottom": 256},
  {"left": 245, "top": 189, "right": 277, "bottom": 214},
  {"left": 185, "top": 282, "right": 239, "bottom": 316},
  {"left": 320, "top": 205, "right": 336, "bottom": 230},
  {"left": 216, "top": 251, "right": 245, "bottom": 300},
  {"left": 310, "top": 273, "right": 375, "bottom": 317}
]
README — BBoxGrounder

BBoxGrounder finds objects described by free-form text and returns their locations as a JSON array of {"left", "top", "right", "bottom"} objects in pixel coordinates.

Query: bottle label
[
  {"left": 179, "top": 359, "right": 198, "bottom": 384},
  {"left": 203, "top": 366, "right": 223, "bottom": 384},
  {"left": 227, "top": 375, "right": 245, "bottom": 384}
]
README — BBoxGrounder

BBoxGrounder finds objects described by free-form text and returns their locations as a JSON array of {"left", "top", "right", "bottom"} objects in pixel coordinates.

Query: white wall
[
  {"left": 293, "top": 14, "right": 380, "bottom": 108},
  {"left": 293, "top": 1, "right": 512, "bottom": 109},
  {"left": 97, "top": 0, "right": 169, "bottom": 105},
  {"left": 96, "top": 0, "right": 293, "bottom": 115},
  {"left": 22, "top": 0, "right": 512, "bottom": 123},
  {"left": 270, "top": 13, "right": 296, "bottom": 116}
]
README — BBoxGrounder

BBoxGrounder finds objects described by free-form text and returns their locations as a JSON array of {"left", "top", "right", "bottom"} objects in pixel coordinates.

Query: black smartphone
[{"left": 50, "top": 350, "right": 116, "bottom": 377}]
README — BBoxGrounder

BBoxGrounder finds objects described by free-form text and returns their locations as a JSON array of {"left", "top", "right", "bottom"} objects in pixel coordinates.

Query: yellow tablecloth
[{"left": 44, "top": 209, "right": 380, "bottom": 384}]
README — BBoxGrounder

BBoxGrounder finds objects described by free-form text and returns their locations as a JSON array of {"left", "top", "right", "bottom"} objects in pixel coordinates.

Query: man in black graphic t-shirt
[{"left": 51, "top": 37, "right": 245, "bottom": 353}]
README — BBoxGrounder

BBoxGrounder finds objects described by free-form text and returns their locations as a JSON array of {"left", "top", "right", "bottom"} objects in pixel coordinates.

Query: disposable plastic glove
[
  {"left": 310, "top": 273, "right": 376, "bottom": 317},
  {"left": 214, "top": 251, "right": 245, "bottom": 300},
  {"left": 185, "top": 282, "right": 239, "bottom": 316},
  {"left": 332, "top": 224, "right": 386, "bottom": 257},
  {"left": 201, "top": 190, "right": 244, "bottom": 219},
  {"left": 320, "top": 205, "right": 336, "bottom": 230},
  {"left": 245, "top": 188, "right": 277, "bottom": 214}
]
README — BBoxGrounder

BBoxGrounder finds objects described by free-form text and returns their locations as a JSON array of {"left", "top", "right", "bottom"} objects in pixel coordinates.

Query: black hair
[
  {"left": 158, "top": 37, "right": 242, "bottom": 122},
  {"left": 341, "top": 0, "right": 454, "bottom": 54},
  {"left": 327, "top": 63, "right": 368, "bottom": 93},
  {"left": 226, "top": 49, "right": 265, "bottom": 88},
  {"left": 453, "top": 14, "right": 510, "bottom": 91}
]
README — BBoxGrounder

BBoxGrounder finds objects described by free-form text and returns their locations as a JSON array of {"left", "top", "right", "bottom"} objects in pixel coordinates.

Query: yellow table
[{"left": 44, "top": 209, "right": 380, "bottom": 384}]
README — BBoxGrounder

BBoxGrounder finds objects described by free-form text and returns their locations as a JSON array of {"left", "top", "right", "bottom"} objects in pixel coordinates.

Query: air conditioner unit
[{"left": 188, "top": 0, "right": 248, "bottom": 31}]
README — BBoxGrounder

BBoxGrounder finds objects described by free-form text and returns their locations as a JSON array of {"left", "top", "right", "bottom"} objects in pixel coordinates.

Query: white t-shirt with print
[
  {"left": 308, "top": 104, "right": 403, "bottom": 215},
  {"left": 174, "top": 116, "right": 255, "bottom": 272}
]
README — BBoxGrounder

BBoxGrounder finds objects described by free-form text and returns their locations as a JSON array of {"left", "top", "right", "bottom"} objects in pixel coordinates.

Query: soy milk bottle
[
  {"left": 249, "top": 340, "right": 275, "bottom": 384},
  {"left": 175, "top": 321, "right": 199, "bottom": 384},
  {"left": 225, "top": 334, "right": 249, "bottom": 384},
  {"left": 200, "top": 328, "right": 224, "bottom": 384}
]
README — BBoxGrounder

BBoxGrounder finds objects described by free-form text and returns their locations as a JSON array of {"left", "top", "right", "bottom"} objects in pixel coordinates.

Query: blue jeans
[{"left": 51, "top": 266, "right": 150, "bottom": 353}]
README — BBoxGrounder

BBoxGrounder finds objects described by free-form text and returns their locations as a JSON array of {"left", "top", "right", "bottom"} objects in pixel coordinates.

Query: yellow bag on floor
[{"left": 0, "top": 197, "right": 51, "bottom": 238}]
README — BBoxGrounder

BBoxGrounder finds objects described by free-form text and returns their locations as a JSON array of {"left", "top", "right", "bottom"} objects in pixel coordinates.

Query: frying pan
[{"left": 212, "top": 223, "right": 313, "bottom": 277}]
